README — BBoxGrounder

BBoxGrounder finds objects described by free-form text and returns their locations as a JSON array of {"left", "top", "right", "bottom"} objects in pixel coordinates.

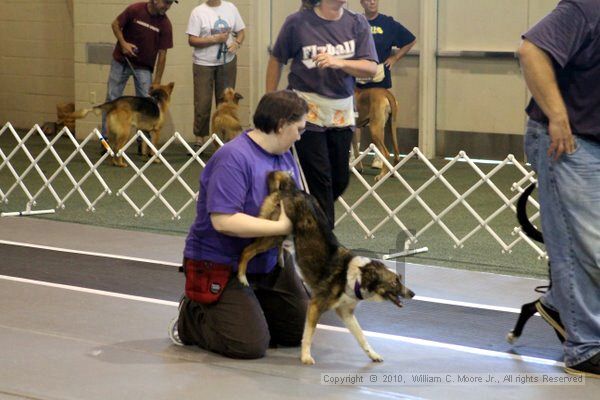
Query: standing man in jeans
[
  {"left": 102, "top": 0, "right": 175, "bottom": 138},
  {"left": 187, "top": 0, "right": 246, "bottom": 149},
  {"left": 519, "top": 0, "right": 600, "bottom": 378}
]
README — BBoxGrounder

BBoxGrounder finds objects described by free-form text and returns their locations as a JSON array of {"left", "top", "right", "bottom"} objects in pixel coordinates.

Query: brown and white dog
[
  {"left": 73, "top": 82, "right": 174, "bottom": 167},
  {"left": 211, "top": 87, "right": 244, "bottom": 142},
  {"left": 238, "top": 171, "right": 415, "bottom": 364},
  {"left": 353, "top": 87, "right": 400, "bottom": 181}
]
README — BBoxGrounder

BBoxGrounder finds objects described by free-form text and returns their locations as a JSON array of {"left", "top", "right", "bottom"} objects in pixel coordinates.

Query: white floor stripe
[
  {"left": 0, "top": 274, "right": 179, "bottom": 307},
  {"left": 0, "top": 239, "right": 528, "bottom": 314},
  {"left": 317, "top": 324, "right": 563, "bottom": 367},
  {"left": 0, "top": 239, "right": 181, "bottom": 267},
  {"left": 414, "top": 296, "right": 522, "bottom": 314},
  {"left": 0, "top": 274, "right": 563, "bottom": 368}
]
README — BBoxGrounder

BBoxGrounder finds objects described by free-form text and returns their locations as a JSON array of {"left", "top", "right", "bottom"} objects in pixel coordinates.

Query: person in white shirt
[{"left": 187, "top": 0, "right": 246, "bottom": 148}]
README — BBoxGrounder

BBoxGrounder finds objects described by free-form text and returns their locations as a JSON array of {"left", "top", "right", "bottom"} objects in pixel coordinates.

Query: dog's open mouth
[{"left": 387, "top": 293, "right": 404, "bottom": 307}]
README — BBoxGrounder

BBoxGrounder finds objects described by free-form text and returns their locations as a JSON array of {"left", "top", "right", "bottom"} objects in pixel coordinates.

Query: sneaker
[
  {"left": 168, "top": 317, "right": 184, "bottom": 346},
  {"left": 535, "top": 301, "right": 566, "bottom": 342},
  {"left": 564, "top": 352, "right": 600, "bottom": 379},
  {"left": 371, "top": 158, "right": 383, "bottom": 169}
]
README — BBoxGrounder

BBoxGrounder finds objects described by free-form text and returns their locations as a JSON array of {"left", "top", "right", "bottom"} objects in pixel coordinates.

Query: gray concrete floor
[{"left": 0, "top": 217, "right": 597, "bottom": 399}]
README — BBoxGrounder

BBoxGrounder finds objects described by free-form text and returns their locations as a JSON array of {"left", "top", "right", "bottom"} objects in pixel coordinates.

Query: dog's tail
[
  {"left": 92, "top": 102, "right": 115, "bottom": 115},
  {"left": 384, "top": 90, "right": 400, "bottom": 162},
  {"left": 516, "top": 183, "right": 544, "bottom": 243},
  {"left": 69, "top": 108, "right": 95, "bottom": 120}
]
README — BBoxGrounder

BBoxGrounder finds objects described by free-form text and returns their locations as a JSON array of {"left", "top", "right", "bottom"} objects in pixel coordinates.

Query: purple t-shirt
[
  {"left": 523, "top": 0, "right": 600, "bottom": 138},
  {"left": 184, "top": 131, "right": 300, "bottom": 274},
  {"left": 271, "top": 8, "right": 378, "bottom": 99}
]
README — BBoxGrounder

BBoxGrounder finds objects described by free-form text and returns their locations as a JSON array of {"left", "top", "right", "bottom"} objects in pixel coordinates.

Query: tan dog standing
[
  {"left": 211, "top": 87, "right": 244, "bottom": 141},
  {"left": 353, "top": 87, "right": 400, "bottom": 181}
]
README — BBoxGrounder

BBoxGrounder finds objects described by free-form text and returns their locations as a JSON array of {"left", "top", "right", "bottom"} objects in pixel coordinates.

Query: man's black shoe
[
  {"left": 535, "top": 301, "right": 566, "bottom": 342},
  {"left": 565, "top": 352, "right": 600, "bottom": 379}
]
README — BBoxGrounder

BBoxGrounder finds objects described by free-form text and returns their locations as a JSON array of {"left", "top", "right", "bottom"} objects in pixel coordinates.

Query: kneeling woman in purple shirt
[{"left": 169, "top": 90, "right": 309, "bottom": 359}]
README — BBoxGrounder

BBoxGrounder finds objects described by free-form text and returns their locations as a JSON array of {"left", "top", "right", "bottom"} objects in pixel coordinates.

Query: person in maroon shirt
[{"left": 101, "top": 0, "right": 175, "bottom": 138}]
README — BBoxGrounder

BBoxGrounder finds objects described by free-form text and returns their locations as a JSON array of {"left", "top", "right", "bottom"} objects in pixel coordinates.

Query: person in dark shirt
[
  {"left": 519, "top": 0, "right": 600, "bottom": 379},
  {"left": 102, "top": 0, "right": 175, "bottom": 137},
  {"left": 267, "top": 0, "right": 378, "bottom": 229},
  {"left": 355, "top": 0, "right": 415, "bottom": 169},
  {"left": 357, "top": 0, "right": 416, "bottom": 90}
]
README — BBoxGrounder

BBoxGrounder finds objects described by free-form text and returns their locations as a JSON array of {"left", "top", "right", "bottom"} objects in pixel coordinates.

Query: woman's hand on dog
[
  {"left": 277, "top": 200, "right": 292, "bottom": 235},
  {"left": 210, "top": 201, "right": 291, "bottom": 238}
]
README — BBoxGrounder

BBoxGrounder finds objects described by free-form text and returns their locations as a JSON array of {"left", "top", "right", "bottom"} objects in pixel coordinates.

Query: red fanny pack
[{"left": 184, "top": 259, "right": 232, "bottom": 304}]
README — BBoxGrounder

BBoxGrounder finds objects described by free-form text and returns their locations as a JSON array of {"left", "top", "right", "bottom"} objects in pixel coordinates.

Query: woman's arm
[
  {"left": 312, "top": 53, "right": 377, "bottom": 78},
  {"left": 266, "top": 56, "right": 284, "bottom": 92},
  {"left": 210, "top": 202, "right": 291, "bottom": 238}
]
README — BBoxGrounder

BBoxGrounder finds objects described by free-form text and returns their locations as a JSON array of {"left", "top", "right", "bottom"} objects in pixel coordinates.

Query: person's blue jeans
[
  {"left": 101, "top": 59, "right": 152, "bottom": 137},
  {"left": 524, "top": 118, "right": 600, "bottom": 366}
]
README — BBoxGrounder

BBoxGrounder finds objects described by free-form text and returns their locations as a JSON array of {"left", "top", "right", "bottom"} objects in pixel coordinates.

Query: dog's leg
[
  {"left": 370, "top": 120, "right": 390, "bottom": 182},
  {"left": 506, "top": 299, "right": 540, "bottom": 344},
  {"left": 115, "top": 130, "right": 129, "bottom": 167},
  {"left": 149, "top": 128, "right": 161, "bottom": 163},
  {"left": 111, "top": 115, "right": 131, "bottom": 168},
  {"left": 351, "top": 128, "right": 363, "bottom": 172},
  {"left": 301, "top": 300, "right": 323, "bottom": 365},
  {"left": 335, "top": 305, "right": 383, "bottom": 362},
  {"left": 238, "top": 237, "right": 284, "bottom": 286}
]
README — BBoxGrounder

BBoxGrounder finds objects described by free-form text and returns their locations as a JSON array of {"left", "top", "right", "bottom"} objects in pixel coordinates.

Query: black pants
[
  {"left": 177, "top": 251, "right": 308, "bottom": 359},
  {"left": 295, "top": 127, "right": 354, "bottom": 229}
]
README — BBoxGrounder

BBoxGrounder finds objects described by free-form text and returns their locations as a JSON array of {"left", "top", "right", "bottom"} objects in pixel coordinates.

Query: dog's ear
[
  {"left": 234, "top": 92, "right": 243, "bottom": 104},
  {"left": 267, "top": 171, "right": 281, "bottom": 193},
  {"left": 278, "top": 173, "right": 297, "bottom": 192},
  {"left": 267, "top": 171, "right": 297, "bottom": 194},
  {"left": 166, "top": 82, "right": 175, "bottom": 94}
]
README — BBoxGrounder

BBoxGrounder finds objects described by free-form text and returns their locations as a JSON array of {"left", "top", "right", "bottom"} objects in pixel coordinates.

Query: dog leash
[
  {"left": 124, "top": 56, "right": 142, "bottom": 86},
  {"left": 292, "top": 144, "right": 310, "bottom": 194}
]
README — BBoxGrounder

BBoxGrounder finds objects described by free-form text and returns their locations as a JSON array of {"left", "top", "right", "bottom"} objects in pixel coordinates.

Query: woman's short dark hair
[{"left": 253, "top": 90, "right": 308, "bottom": 134}]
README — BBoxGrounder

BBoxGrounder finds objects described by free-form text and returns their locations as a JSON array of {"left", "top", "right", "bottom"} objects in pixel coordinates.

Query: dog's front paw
[
  {"left": 301, "top": 354, "right": 316, "bottom": 365},
  {"left": 374, "top": 173, "right": 386, "bottom": 182},
  {"left": 368, "top": 350, "right": 384, "bottom": 362},
  {"left": 238, "top": 274, "right": 250, "bottom": 287}
]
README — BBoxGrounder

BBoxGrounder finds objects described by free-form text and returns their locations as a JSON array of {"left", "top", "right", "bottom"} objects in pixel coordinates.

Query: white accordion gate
[{"left": 0, "top": 122, "right": 545, "bottom": 259}]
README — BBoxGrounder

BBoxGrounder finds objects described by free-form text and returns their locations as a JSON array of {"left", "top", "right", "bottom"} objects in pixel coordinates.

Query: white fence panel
[{"left": 0, "top": 123, "right": 545, "bottom": 258}]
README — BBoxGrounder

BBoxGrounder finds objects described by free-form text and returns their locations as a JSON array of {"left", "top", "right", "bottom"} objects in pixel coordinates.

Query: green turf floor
[{"left": 0, "top": 131, "right": 548, "bottom": 279}]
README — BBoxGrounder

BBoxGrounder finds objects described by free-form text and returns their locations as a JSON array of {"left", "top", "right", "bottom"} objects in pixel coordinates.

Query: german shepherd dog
[
  {"left": 238, "top": 171, "right": 415, "bottom": 364},
  {"left": 353, "top": 88, "right": 400, "bottom": 181},
  {"left": 211, "top": 87, "right": 244, "bottom": 142},
  {"left": 73, "top": 82, "right": 174, "bottom": 167},
  {"left": 507, "top": 183, "right": 566, "bottom": 344}
]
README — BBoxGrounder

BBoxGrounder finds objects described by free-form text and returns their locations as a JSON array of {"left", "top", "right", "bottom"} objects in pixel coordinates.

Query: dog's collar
[{"left": 354, "top": 280, "right": 364, "bottom": 300}]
